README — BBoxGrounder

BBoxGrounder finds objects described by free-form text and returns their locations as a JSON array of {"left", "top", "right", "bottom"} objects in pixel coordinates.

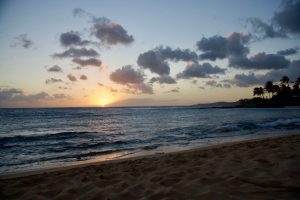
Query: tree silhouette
[
  {"left": 253, "top": 87, "right": 264, "bottom": 98},
  {"left": 264, "top": 81, "right": 273, "bottom": 99},
  {"left": 280, "top": 76, "right": 290, "bottom": 87},
  {"left": 244, "top": 76, "right": 300, "bottom": 107}
]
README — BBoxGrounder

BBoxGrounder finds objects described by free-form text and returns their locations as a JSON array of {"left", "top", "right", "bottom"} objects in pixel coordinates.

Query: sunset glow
[{"left": 0, "top": 0, "right": 299, "bottom": 108}]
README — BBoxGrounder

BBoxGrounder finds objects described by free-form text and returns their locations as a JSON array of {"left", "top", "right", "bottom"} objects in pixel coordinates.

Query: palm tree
[
  {"left": 280, "top": 76, "right": 290, "bottom": 87},
  {"left": 295, "top": 77, "right": 300, "bottom": 85},
  {"left": 264, "top": 81, "right": 273, "bottom": 99},
  {"left": 253, "top": 87, "right": 264, "bottom": 98},
  {"left": 272, "top": 85, "right": 280, "bottom": 97}
]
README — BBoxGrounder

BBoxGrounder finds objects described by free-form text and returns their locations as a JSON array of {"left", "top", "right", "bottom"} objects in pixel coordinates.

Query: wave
[
  {"left": 0, "top": 148, "right": 135, "bottom": 167},
  {"left": 258, "top": 118, "right": 300, "bottom": 128},
  {"left": 0, "top": 131, "right": 99, "bottom": 143}
]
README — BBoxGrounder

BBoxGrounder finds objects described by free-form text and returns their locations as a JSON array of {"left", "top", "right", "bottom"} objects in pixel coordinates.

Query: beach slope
[{"left": 1, "top": 135, "right": 300, "bottom": 199}]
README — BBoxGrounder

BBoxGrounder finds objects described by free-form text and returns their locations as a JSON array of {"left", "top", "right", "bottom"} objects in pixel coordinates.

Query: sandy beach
[{"left": 1, "top": 135, "right": 300, "bottom": 200}]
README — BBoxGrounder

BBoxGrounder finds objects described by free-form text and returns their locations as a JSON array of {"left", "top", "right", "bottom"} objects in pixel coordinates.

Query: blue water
[{"left": 0, "top": 107, "right": 300, "bottom": 174}]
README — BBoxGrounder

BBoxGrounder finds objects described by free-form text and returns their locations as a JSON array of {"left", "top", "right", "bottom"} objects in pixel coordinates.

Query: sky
[{"left": 0, "top": 0, "right": 299, "bottom": 107}]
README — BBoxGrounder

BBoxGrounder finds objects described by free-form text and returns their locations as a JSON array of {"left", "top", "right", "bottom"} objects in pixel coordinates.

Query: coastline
[
  {"left": 1, "top": 132, "right": 298, "bottom": 179},
  {"left": 1, "top": 134, "right": 300, "bottom": 199}
]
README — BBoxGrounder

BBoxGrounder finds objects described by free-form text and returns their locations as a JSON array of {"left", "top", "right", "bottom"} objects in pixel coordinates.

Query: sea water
[{"left": 0, "top": 107, "right": 300, "bottom": 174}]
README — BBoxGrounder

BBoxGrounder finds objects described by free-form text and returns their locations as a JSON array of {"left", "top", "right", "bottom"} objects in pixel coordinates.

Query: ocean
[{"left": 0, "top": 107, "right": 300, "bottom": 174}]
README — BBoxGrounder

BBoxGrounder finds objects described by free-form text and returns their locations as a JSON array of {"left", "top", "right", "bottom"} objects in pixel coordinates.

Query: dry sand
[{"left": 1, "top": 135, "right": 300, "bottom": 200}]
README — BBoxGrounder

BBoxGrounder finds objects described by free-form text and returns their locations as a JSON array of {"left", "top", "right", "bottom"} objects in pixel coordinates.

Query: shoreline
[
  {"left": 1, "top": 133, "right": 299, "bottom": 180},
  {"left": 1, "top": 134, "right": 300, "bottom": 199}
]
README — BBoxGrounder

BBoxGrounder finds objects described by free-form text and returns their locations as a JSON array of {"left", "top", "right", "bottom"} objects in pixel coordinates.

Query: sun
[{"left": 99, "top": 98, "right": 110, "bottom": 107}]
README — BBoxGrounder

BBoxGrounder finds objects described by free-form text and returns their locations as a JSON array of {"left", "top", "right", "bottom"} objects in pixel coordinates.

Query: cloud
[
  {"left": 165, "top": 87, "right": 180, "bottom": 93},
  {"left": 93, "top": 23, "right": 134, "bottom": 45},
  {"left": 45, "top": 78, "right": 63, "bottom": 84},
  {"left": 246, "top": 17, "right": 286, "bottom": 39},
  {"left": 176, "top": 62, "right": 225, "bottom": 79},
  {"left": 47, "top": 65, "right": 63, "bottom": 72},
  {"left": 0, "top": 88, "right": 71, "bottom": 107},
  {"left": 137, "top": 46, "right": 198, "bottom": 75},
  {"left": 263, "top": 59, "right": 300, "bottom": 81},
  {"left": 197, "top": 32, "right": 251, "bottom": 61},
  {"left": 137, "top": 50, "right": 170, "bottom": 75},
  {"left": 110, "top": 65, "right": 153, "bottom": 94},
  {"left": 80, "top": 74, "right": 88, "bottom": 80},
  {"left": 53, "top": 93, "right": 70, "bottom": 99},
  {"left": 72, "top": 8, "right": 110, "bottom": 24},
  {"left": 232, "top": 59, "right": 300, "bottom": 87},
  {"left": 229, "top": 52, "right": 290, "bottom": 70},
  {"left": 0, "top": 88, "right": 49, "bottom": 104},
  {"left": 205, "top": 80, "right": 231, "bottom": 88},
  {"left": 53, "top": 47, "right": 99, "bottom": 58},
  {"left": 97, "top": 82, "right": 118, "bottom": 93},
  {"left": 232, "top": 73, "right": 264, "bottom": 87},
  {"left": 73, "top": 8, "right": 134, "bottom": 46},
  {"left": 122, "top": 83, "right": 153, "bottom": 94},
  {"left": 73, "top": 8, "right": 90, "bottom": 18},
  {"left": 205, "top": 80, "right": 222, "bottom": 88},
  {"left": 273, "top": 0, "right": 300, "bottom": 34},
  {"left": 58, "top": 86, "right": 71, "bottom": 90},
  {"left": 60, "top": 31, "right": 90, "bottom": 47},
  {"left": 110, "top": 65, "right": 144, "bottom": 84},
  {"left": 277, "top": 47, "right": 298, "bottom": 56},
  {"left": 67, "top": 74, "right": 77, "bottom": 82},
  {"left": 246, "top": 1, "right": 300, "bottom": 39},
  {"left": 108, "top": 98, "right": 177, "bottom": 107},
  {"left": 150, "top": 75, "right": 177, "bottom": 84},
  {"left": 72, "top": 58, "right": 102, "bottom": 67},
  {"left": 11, "top": 34, "right": 33, "bottom": 49}
]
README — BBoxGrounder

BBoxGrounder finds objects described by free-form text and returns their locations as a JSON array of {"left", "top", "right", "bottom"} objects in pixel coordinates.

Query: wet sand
[{"left": 1, "top": 135, "right": 300, "bottom": 200}]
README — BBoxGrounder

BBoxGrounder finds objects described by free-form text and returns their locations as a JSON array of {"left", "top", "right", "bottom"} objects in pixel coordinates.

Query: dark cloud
[
  {"left": 72, "top": 58, "right": 102, "bottom": 67},
  {"left": 165, "top": 87, "right": 180, "bottom": 93},
  {"left": 80, "top": 74, "right": 88, "bottom": 80},
  {"left": 53, "top": 93, "right": 70, "bottom": 99},
  {"left": 97, "top": 82, "right": 118, "bottom": 93},
  {"left": 150, "top": 75, "right": 177, "bottom": 84},
  {"left": 263, "top": 59, "right": 300, "bottom": 81},
  {"left": 110, "top": 65, "right": 153, "bottom": 94},
  {"left": 45, "top": 78, "right": 63, "bottom": 84},
  {"left": 110, "top": 65, "right": 144, "bottom": 84},
  {"left": 197, "top": 32, "right": 251, "bottom": 61},
  {"left": 273, "top": 0, "right": 300, "bottom": 34},
  {"left": 73, "top": 8, "right": 134, "bottom": 46},
  {"left": 246, "top": 18, "right": 286, "bottom": 39},
  {"left": 11, "top": 34, "right": 33, "bottom": 49},
  {"left": 205, "top": 80, "right": 231, "bottom": 88},
  {"left": 47, "top": 65, "right": 63, "bottom": 72},
  {"left": 232, "top": 59, "right": 300, "bottom": 87},
  {"left": 72, "top": 8, "right": 110, "bottom": 24},
  {"left": 67, "top": 74, "right": 77, "bottom": 82},
  {"left": 232, "top": 73, "right": 264, "bottom": 87},
  {"left": 93, "top": 23, "right": 134, "bottom": 45},
  {"left": 73, "top": 8, "right": 89, "bottom": 18},
  {"left": 60, "top": 31, "right": 90, "bottom": 47},
  {"left": 124, "top": 83, "right": 153, "bottom": 94},
  {"left": 157, "top": 46, "right": 198, "bottom": 62},
  {"left": 0, "top": 88, "right": 70, "bottom": 107},
  {"left": 277, "top": 47, "right": 298, "bottom": 56},
  {"left": 137, "top": 46, "right": 198, "bottom": 75},
  {"left": 229, "top": 52, "right": 290, "bottom": 70},
  {"left": 205, "top": 80, "right": 222, "bottom": 88},
  {"left": 53, "top": 47, "right": 99, "bottom": 58},
  {"left": 0, "top": 88, "right": 49, "bottom": 104},
  {"left": 176, "top": 62, "right": 225, "bottom": 79},
  {"left": 137, "top": 50, "right": 170, "bottom": 75},
  {"left": 58, "top": 86, "right": 71, "bottom": 90}
]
